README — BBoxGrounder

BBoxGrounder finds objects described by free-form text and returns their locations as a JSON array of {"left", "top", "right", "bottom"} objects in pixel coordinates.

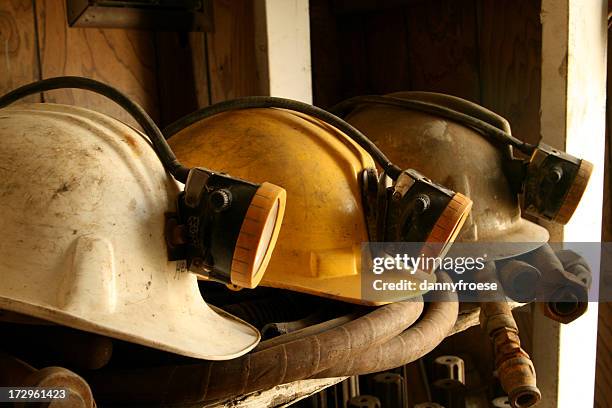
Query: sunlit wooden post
[{"left": 533, "top": 1, "right": 607, "bottom": 407}]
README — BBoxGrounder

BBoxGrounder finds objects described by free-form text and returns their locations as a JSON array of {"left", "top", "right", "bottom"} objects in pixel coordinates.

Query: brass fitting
[
  {"left": 490, "top": 326, "right": 540, "bottom": 408},
  {"left": 523, "top": 244, "right": 589, "bottom": 324},
  {"left": 476, "top": 263, "right": 541, "bottom": 408}
]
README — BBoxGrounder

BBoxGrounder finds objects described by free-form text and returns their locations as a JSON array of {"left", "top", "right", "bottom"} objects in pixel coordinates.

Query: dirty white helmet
[{"left": 0, "top": 103, "right": 260, "bottom": 360}]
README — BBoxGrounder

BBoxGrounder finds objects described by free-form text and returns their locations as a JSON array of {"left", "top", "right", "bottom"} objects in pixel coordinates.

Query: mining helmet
[
  {"left": 0, "top": 99, "right": 264, "bottom": 360},
  {"left": 0, "top": 77, "right": 287, "bottom": 291},
  {"left": 337, "top": 92, "right": 559, "bottom": 259},
  {"left": 167, "top": 98, "right": 473, "bottom": 304}
]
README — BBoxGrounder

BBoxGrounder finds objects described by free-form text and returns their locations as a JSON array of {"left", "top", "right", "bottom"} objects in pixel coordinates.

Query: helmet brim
[
  {"left": 449, "top": 218, "right": 549, "bottom": 260},
  {"left": 0, "top": 296, "right": 260, "bottom": 361}
]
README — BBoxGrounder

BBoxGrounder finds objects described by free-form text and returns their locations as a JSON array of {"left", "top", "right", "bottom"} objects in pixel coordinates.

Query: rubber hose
[
  {"left": 163, "top": 96, "right": 403, "bottom": 180},
  {"left": 220, "top": 293, "right": 318, "bottom": 329},
  {"left": 330, "top": 95, "right": 534, "bottom": 155},
  {"left": 522, "top": 243, "right": 588, "bottom": 323},
  {"left": 255, "top": 313, "right": 358, "bottom": 352},
  {"left": 87, "top": 300, "right": 424, "bottom": 404},
  {"left": 0, "top": 76, "right": 190, "bottom": 182},
  {"left": 312, "top": 272, "right": 458, "bottom": 378},
  {"left": 389, "top": 91, "right": 512, "bottom": 135}
]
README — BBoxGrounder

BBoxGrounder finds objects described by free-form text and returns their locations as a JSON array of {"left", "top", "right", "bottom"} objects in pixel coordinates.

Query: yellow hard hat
[
  {"left": 171, "top": 108, "right": 373, "bottom": 302},
  {"left": 168, "top": 101, "right": 472, "bottom": 305}
]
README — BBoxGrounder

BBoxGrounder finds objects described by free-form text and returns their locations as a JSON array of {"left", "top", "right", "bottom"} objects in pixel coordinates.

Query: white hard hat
[{"left": 0, "top": 103, "right": 260, "bottom": 360}]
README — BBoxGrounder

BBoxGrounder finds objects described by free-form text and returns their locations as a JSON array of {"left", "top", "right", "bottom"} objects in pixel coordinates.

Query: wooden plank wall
[
  {"left": 478, "top": 0, "right": 542, "bottom": 146},
  {"left": 0, "top": 0, "right": 261, "bottom": 129},
  {"left": 310, "top": 0, "right": 542, "bottom": 145},
  {"left": 206, "top": 0, "right": 262, "bottom": 103},
  {"left": 0, "top": 1, "right": 41, "bottom": 102},
  {"left": 35, "top": 0, "right": 161, "bottom": 126}
]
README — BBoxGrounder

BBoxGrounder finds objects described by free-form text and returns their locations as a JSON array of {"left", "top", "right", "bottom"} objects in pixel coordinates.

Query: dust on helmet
[{"left": 0, "top": 103, "right": 260, "bottom": 360}]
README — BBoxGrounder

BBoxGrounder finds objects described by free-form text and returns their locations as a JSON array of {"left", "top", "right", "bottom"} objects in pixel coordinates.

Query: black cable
[
  {"left": 163, "top": 96, "right": 404, "bottom": 180},
  {"left": 0, "top": 76, "right": 190, "bottom": 183},
  {"left": 384, "top": 91, "right": 513, "bottom": 135},
  {"left": 330, "top": 95, "right": 536, "bottom": 155}
]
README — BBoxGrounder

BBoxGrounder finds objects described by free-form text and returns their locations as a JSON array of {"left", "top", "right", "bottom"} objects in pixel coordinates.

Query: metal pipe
[
  {"left": 522, "top": 244, "right": 588, "bottom": 324},
  {"left": 475, "top": 263, "right": 540, "bottom": 408},
  {"left": 497, "top": 259, "right": 542, "bottom": 302},
  {"left": 554, "top": 249, "right": 592, "bottom": 288}
]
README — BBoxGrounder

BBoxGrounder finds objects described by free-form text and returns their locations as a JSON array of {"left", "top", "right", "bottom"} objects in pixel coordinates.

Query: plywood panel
[
  {"left": 155, "top": 32, "right": 205, "bottom": 128},
  {"left": 35, "top": 0, "right": 159, "bottom": 127},
  {"left": 479, "top": 0, "right": 542, "bottom": 145},
  {"left": 206, "top": 0, "right": 262, "bottom": 103},
  {"left": 336, "top": 13, "right": 369, "bottom": 99},
  {"left": 309, "top": 0, "right": 341, "bottom": 107},
  {"left": 312, "top": 0, "right": 480, "bottom": 106},
  {"left": 363, "top": 10, "right": 411, "bottom": 95},
  {"left": 190, "top": 32, "right": 212, "bottom": 109},
  {"left": 0, "top": 0, "right": 40, "bottom": 101},
  {"left": 404, "top": 0, "right": 481, "bottom": 102}
]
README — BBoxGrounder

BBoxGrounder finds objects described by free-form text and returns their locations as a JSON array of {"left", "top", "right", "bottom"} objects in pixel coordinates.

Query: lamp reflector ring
[
  {"left": 422, "top": 192, "right": 473, "bottom": 262},
  {"left": 230, "top": 182, "right": 286, "bottom": 288},
  {"left": 553, "top": 159, "right": 593, "bottom": 224}
]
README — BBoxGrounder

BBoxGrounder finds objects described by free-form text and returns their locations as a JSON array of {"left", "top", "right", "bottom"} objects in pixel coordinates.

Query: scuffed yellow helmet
[{"left": 171, "top": 108, "right": 373, "bottom": 303}]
